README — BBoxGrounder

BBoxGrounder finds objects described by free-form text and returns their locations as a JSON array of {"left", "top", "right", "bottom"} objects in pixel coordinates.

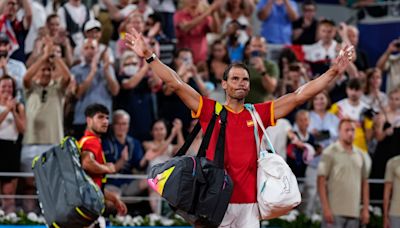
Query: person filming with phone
[
  {"left": 245, "top": 36, "right": 279, "bottom": 104},
  {"left": 376, "top": 38, "right": 400, "bottom": 93}
]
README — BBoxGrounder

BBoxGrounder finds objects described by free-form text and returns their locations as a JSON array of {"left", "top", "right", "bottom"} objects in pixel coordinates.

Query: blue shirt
[
  {"left": 256, "top": 0, "right": 298, "bottom": 44},
  {"left": 228, "top": 44, "right": 244, "bottom": 62},
  {"left": 71, "top": 63, "right": 116, "bottom": 124},
  {"left": 102, "top": 135, "right": 144, "bottom": 187}
]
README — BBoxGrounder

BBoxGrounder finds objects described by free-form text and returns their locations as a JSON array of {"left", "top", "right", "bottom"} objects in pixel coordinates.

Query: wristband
[{"left": 145, "top": 53, "right": 157, "bottom": 64}]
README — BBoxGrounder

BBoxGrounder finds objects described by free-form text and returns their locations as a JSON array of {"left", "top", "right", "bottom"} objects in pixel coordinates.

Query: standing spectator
[
  {"left": 330, "top": 78, "right": 373, "bottom": 153},
  {"left": 148, "top": 0, "right": 176, "bottom": 39},
  {"left": 376, "top": 38, "right": 400, "bottom": 93},
  {"left": 257, "top": 0, "right": 298, "bottom": 45},
  {"left": 0, "top": 75, "right": 25, "bottom": 213},
  {"left": 103, "top": 110, "right": 147, "bottom": 197},
  {"left": 73, "top": 19, "right": 115, "bottom": 64},
  {"left": 245, "top": 36, "right": 279, "bottom": 104},
  {"left": 303, "top": 19, "right": 338, "bottom": 77},
  {"left": 158, "top": 48, "right": 208, "bottom": 131},
  {"left": 225, "top": 20, "right": 246, "bottom": 62},
  {"left": 207, "top": 39, "right": 231, "bottom": 104},
  {"left": 142, "top": 118, "right": 184, "bottom": 214},
  {"left": 361, "top": 68, "right": 388, "bottom": 113},
  {"left": 24, "top": 0, "right": 46, "bottom": 58},
  {"left": 0, "top": 33, "right": 26, "bottom": 100},
  {"left": 20, "top": 39, "right": 70, "bottom": 212},
  {"left": 318, "top": 118, "right": 370, "bottom": 228},
  {"left": 344, "top": 24, "right": 369, "bottom": 72},
  {"left": 115, "top": 51, "right": 158, "bottom": 141},
  {"left": 174, "top": 0, "right": 223, "bottom": 65},
  {"left": 0, "top": 0, "right": 32, "bottom": 62},
  {"left": 383, "top": 154, "right": 400, "bottom": 228},
  {"left": 79, "top": 104, "right": 127, "bottom": 217},
  {"left": 71, "top": 38, "right": 119, "bottom": 139},
  {"left": 292, "top": 0, "right": 317, "bottom": 45},
  {"left": 57, "top": 0, "right": 94, "bottom": 47},
  {"left": 308, "top": 91, "right": 339, "bottom": 149}
]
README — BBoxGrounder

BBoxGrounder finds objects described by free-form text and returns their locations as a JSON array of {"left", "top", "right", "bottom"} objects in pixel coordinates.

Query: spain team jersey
[{"left": 192, "top": 97, "right": 275, "bottom": 203}]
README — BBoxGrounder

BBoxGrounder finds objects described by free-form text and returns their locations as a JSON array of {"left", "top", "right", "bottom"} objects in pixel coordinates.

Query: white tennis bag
[{"left": 245, "top": 104, "right": 301, "bottom": 220}]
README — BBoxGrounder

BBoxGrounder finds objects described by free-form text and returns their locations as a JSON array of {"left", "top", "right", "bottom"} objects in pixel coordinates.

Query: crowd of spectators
[{"left": 0, "top": 0, "right": 399, "bottom": 225}]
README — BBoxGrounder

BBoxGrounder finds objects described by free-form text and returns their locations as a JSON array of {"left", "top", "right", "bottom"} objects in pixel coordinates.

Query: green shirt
[{"left": 246, "top": 60, "right": 279, "bottom": 104}]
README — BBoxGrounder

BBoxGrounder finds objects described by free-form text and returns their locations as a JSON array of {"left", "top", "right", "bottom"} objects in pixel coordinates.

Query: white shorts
[
  {"left": 20, "top": 144, "right": 55, "bottom": 172},
  {"left": 219, "top": 203, "right": 260, "bottom": 228}
]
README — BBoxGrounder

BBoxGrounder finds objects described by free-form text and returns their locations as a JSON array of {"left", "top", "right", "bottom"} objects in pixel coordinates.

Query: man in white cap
[{"left": 73, "top": 19, "right": 115, "bottom": 65}]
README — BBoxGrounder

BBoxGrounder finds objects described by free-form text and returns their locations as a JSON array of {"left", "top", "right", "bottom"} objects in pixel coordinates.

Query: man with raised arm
[{"left": 124, "top": 28, "right": 354, "bottom": 228}]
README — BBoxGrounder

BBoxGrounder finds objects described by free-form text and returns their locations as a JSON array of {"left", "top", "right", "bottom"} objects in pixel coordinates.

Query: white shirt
[
  {"left": 303, "top": 40, "right": 338, "bottom": 62},
  {"left": 0, "top": 105, "right": 19, "bottom": 141},
  {"left": 22, "top": 0, "right": 46, "bottom": 54},
  {"left": 148, "top": 0, "right": 176, "bottom": 13},
  {"left": 336, "top": 98, "right": 369, "bottom": 122},
  {"left": 57, "top": 3, "right": 94, "bottom": 29}
]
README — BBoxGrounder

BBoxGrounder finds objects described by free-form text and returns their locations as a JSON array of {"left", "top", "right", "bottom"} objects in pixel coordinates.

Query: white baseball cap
[{"left": 84, "top": 19, "right": 101, "bottom": 32}]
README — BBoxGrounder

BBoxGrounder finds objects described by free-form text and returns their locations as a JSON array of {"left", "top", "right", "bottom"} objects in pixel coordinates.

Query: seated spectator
[
  {"left": 292, "top": 0, "right": 318, "bottom": 45},
  {"left": 207, "top": 39, "right": 231, "bottom": 104},
  {"left": 103, "top": 110, "right": 147, "bottom": 197},
  {"left": 173, "top": 0, "right": 223, "bottom": 65},
  {"left": 158, "top": 48, "right": 208, "bottom": 132},
  {"left": 245, "top": 36, "right": 279, "bottom": 104},
  {"left": 0, "top": 75, "right": 25, "bottom": 213},
  {"left": 257, "top": 0, "right": 299, "bottom": 44},
  {"left": 21, "top": 39, "right": 71, "bottom": 212},
  {"left": 0, "top": 0, "right": 32, "bottom": 62},
  {"left": 114, "top": 51, "right": 158, "bottom": 141},
  {"left": 0, "top": 33, "right": 26, "bottom": 100},
  {"left": 71, "top": 38, "right": 119, "bottom": 139},
  {"left": 73, "top": 19, "right": 115, "bottom": 65},
  {"left": 329, "top": 78, "right": 373, "bottom": 153},
  {"left": 303, "top": 19, "right": 338, "bottom": 77},
  {"left": 361, "top": 68, "right": 388, "bottom": 113},
  {"left": 308, "top": 91, "right": 339, "bottom": 149},
  {"left": 57, "top": 0, "right": 94, "bottom": 47},
  {"left": 142, "top": 118, "right": 184, "bottom": 214},
  {"left": 376, "top": 38, "right": 400, "bottom": 93}
]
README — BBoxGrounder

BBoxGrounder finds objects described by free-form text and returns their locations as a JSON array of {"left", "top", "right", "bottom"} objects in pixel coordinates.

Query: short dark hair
[
  {"left": 46, "top": 14, "right": 59, "bottom": 24},
  {"left": 223, "top": 62, "right": 250, "bottom": 81},
  {"left": 339, "top": 118, "right": 355, "bottom": 130},
  {"left": 318, "top": 18, "right": 336, "bottom": 27},
  {"left": 346, "top": 78, "right": 363, "bottom": 90},
  {"left": 303, "top": 0, "right": 316, "bottom": 8},
  {"left": 84, "top": 104, "right": 109, "bottom": 118},
  {"left": 174, "top": 48, "right": 192, "bottom": 59},
  {"left": 0, "top": 75, "right": 17, "bottom": 98}
]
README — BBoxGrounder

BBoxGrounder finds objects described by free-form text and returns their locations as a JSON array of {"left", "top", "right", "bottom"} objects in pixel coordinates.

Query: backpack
[
  {"left": 32, "top": 137, "right": 105, "bottom": 228},
  {"left": 148, "top": 102, "right": 233, "bottom": 227}
]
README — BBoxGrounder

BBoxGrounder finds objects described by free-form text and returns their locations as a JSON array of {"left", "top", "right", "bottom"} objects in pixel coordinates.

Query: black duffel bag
[{"left": 148, "top": 102, "right": 233, "bottom": 227}]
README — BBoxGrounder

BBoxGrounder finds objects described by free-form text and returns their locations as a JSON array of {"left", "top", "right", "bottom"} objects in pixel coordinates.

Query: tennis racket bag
[
  {"left": 32, "top": 137, "right": 105, "bottom": 228},
  {"left": 148, "top": 102, "right": 233, "bottom": 227}
]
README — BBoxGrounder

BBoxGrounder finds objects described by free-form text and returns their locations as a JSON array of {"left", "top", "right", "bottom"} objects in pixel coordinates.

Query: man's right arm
[
  {"left": 81, "top": 151, "right": 114, "bottom": 175},
  {"left": 317, "top": 175, "right": 334, "bottom": 224}
]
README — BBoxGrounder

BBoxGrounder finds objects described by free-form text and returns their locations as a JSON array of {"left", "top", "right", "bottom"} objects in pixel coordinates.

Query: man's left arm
[
  {"left": 21, "top": 0, "right": 32, "bottom": 29},
  {"left": 361, "top": 178, "right": 370, "bottom": 225},
  {"left": 274, "top": 45, "right": 354, "bottom": 120}
]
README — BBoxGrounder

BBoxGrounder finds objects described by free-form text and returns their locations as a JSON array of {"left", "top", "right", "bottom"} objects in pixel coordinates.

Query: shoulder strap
[
  {"left": 79, "top": 136, "right": 97, "bottom": 149},
  {"left": 213, "top": 107, "right": 227, "bottom": 168}
]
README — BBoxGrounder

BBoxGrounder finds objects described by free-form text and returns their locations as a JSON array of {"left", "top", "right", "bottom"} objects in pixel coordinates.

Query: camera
[
  {"left": 315, "top": 130, "right": 330, "bottom": 141},
  {"left": 395, "top": 41, "right": 400, "bottom": 48},
  {"left": 361, "top": 108, "right": 378, "bottom": 119}
]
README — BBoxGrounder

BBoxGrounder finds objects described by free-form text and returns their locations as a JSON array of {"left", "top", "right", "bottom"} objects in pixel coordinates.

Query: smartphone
[{"left": 395, "top": 41, "right": 400, "bottom": 48}]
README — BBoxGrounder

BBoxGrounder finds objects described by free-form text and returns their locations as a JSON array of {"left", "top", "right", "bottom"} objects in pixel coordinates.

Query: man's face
[
  {"left": 347, "top": 28, "right": 359, "bottom": 46},
  {"left": 222, "top": 67, "right": 250, "bottom": 101},
  {"left": 0, "top": 42, "right": 10, "bottom": 58},
  {"left": 249, "top": 38, "right": 267, "bottom": 56},
  {"left": 113, "top": 115, "right": 129, "bottom": 137},
  {"left": 318, "top": 24, "right": 336, "bottom": 43},
  {"left": 0, "top": 79, "right": 13, "bottom": 98},
  {"left": 47, "top": 17, "right": 60, "bottom": 37},
  {"left": 85, "top": 28, "right": 101, "bottom": 41},
  {"left": 389, "top": 91, "right": 400, "bottom": 110},
  {"left": 82, "top": 39, "right": 98, "bottom": 62},
  {"left": 302, "top": 4, "right": 316, "bottom": 20},
  {"left": 152, "top": 121, "right": 167, "bottom": 141},
  {"left": 175, "top": 51, "right": 192, "bottom": 68},
  {"left": 128, "top": 16, "right": 144, "bottom": 33},
  {"left": 339, "top": 121, "right": 355, "bottom": 146},
  {"left": 346, "top": 87, "right": 362, "bottom": 102},
  {"left": 88, "top": 113, "right": 109, "bottom": 134},
  {"left": 296, "top": 113, "right": 309, "bottom": 132},
  {"left": 5, "top": 0, "right": 18, "bottom": 18}
]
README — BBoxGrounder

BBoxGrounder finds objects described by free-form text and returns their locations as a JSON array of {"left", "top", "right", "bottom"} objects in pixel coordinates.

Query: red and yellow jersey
[{"left": 192, "top": 97, "right": 275, "bottom": 203}]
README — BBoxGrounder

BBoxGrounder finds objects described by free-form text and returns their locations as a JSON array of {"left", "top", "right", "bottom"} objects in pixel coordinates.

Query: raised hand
[
  {"left": 331, "top": 44, "right": 354, "bottom": 75},
  {"left": 125, "top": 28, "right": 152, "bottom": 58},
  {"left": 121, "top": 146, "right": 129, "bottom": 161}
]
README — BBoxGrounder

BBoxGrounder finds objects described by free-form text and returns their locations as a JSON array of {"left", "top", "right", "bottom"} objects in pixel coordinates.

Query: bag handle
[
  {"left": 213, "top": 107, "right": 227, "bottom": 168},
  {"left": 244, "top": 104, "right": 276, "bottom": 155}
]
